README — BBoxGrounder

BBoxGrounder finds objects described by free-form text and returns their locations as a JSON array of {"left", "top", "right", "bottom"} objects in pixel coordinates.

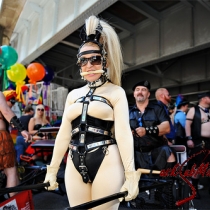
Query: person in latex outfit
[{"left": 44, "top": 15, "right": 141, "bottom": 209}]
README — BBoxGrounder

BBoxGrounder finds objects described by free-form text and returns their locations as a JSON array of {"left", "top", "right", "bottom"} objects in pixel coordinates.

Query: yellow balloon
[{"left": 7, "top": 63, "right": 27, "bottom": 82}]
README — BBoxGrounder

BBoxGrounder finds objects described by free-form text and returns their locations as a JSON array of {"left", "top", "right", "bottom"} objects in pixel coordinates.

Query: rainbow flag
[
  {"left": 10, "top": 128, "right": 18, "bottom": 144},
  {"left": 38, "top": 90, "right": 43, "bottom": 104}
]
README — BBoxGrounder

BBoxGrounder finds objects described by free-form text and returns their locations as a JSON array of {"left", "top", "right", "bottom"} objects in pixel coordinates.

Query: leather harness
[{"left": 69, "top": 87, "right": 116, "bottom": 183}]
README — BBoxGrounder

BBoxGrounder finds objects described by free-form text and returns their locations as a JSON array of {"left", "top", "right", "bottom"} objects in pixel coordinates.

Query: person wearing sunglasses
[
  {"left": 1, "top": 90, "right": 31, "bottom": 197},
  {"left": 44, "top": 15, "right": 140, "bottom": 209},
  {"left": 26, "top": 104, "right": 50, "bottom": 161}
]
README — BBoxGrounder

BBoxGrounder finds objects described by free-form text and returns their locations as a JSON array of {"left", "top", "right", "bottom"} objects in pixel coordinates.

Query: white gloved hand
[
  {"left": 44, "top": 165, "right": 59, "bottom": 190},
  {"left": 119, "top": 170, "right": 141, "bottom": 202}
]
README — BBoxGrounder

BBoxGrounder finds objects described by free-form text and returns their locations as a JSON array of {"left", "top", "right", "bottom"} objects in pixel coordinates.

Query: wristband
[
  {"left": 145, "top": 126, "right": 159, "bottom": 136},
  {"left": 10, "top": 116, "right": 25, "bottom": 132},
  {"left": 186, "top": 136, "right": 193, "bottom": 140}
]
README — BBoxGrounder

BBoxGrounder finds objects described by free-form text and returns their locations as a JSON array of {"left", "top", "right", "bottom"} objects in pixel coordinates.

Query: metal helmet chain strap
[{"left": 77, "top": 21, "right": 108, "bottom": 79}]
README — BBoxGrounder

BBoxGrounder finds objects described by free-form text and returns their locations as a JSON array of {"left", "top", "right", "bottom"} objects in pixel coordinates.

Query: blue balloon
[{"left": 43, "top": 66, "right": 54, "bottom": 84}]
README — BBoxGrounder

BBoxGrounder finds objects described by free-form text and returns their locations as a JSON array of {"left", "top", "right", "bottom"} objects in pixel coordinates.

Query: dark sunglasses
[
  {"left": 37, "top": 108, "right": 44, "bottom": 111},
  {"left": 77, "top": 56, "right": 102, "bottom": 67},
  {"left": 9, "top": 98, "right": 16, "bottom": 105}
]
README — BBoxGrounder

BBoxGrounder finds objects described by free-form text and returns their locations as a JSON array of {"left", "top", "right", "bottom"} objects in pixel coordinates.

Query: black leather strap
[
  {"left": 78, "top": 153, "right": 89, "bottom": 183},
  {"left": 10, "top": 116, "right": 25, "bottom": 132},
  {"left": 77, "top": 88, "right": 96, "bottom": 183}
]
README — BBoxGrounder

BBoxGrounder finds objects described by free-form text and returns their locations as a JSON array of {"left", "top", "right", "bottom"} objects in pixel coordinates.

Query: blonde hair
[
  {"left": 34, "top": 104, "right": 47, "bottom": 122},
  {"left": 80, "top": 15, "right": 123, "bottom": 86}
]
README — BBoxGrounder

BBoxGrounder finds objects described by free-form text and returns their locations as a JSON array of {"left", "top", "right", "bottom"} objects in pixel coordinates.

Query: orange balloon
[{"left": 26, "top": 63, "right": 45, "bottom": 83}]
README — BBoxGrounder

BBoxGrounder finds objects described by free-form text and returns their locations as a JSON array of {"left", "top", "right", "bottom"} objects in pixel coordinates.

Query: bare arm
[
  {"left": 185, "top": 107, "right": 195, "bottom": 148},
  {"left": 185, "top": 107, "right": 194, "bottom": 136},
  {"left": 28, "top": 118, "right": 37, "bottom": 135},
  {"left": 0, "top": 92, "right": 15, "bottom": 122},
  {"left": 0, "top": 92, "right": 31, "bottom": 141},
  {"left": 158, "top": 121, "right": 170, "bottom": 136}
]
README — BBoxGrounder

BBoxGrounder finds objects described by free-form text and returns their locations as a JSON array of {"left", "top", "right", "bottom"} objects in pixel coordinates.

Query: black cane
[
  {"left": 66, "top": 191, "right": 128, "bottom": 210},
  {"left": 66, "top": 168, "right": 161, "bottom": 209},
  {"left": 0, "top": 182, "right": 50, "bottom": 195}
]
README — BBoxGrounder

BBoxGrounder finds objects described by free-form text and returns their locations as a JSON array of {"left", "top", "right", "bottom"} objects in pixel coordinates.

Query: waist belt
[
  {"left": 72, "top": 125, "right": 111, "bottom": 136},
  {"left": 69, "top": 139, "right": 116, "bottom": 152}
]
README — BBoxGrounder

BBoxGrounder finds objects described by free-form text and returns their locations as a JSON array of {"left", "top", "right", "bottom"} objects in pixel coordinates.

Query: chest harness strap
[
  {"left": 75, "top": 95, "right": 112, "bottom": 108},
  {"left": 76, "top": 88, "right": 96, "bottom": 183},
  {"left": 199, "top": 106, "right": 210, "bottom": 124}
]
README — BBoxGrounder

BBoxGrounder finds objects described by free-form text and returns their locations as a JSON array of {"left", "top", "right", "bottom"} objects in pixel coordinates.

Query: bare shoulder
[
  {"left": 186, "top": 106, "right": 195, "bottom": 118},
  {"left": 29, "top": 117, "right": 35, "bottom": 123}
]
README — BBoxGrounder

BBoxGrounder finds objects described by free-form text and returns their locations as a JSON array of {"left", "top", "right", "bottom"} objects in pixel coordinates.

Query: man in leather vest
[
  {"left": 129, "top": 81, "right": 176, "bottom": 171},
  {"left": 185, "top": 91, "right": 210, "bottom": 199}
]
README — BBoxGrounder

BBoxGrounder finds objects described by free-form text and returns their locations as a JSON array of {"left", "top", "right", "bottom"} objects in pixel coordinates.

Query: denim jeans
[{"left": 15, "top": 135, "right": 30, "bottom": 164}]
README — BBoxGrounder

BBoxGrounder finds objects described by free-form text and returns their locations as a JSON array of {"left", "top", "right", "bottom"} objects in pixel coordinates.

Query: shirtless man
[
  {"left": 1, "top": 90, "right": 30, "bottom": 197},
  {"left": 185, "top": 91, "right": 210, "bottom": 199}
]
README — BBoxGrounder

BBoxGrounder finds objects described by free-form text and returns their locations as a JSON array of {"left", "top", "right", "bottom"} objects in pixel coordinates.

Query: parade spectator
[
  {"left": 1, "top": 90, "right": 30, "bottom": 197},
  {"left": 26, "top": 104, "right": 50, "bottom": 161},
  {"left": 16, "top": 105, "right": 34, "bottom": 164},
  {"left": 129, "top": 81, "right": 176, "bottom": 171},
  {"left": 174, "top": 94, "right": 189, "bottom": 145},
  {"left": 185, "top": 91, "right": 210, "bottom": 199},
  {"left": 155, "top": 88, "right": 176, "bottom": 144},
  {"left": 44, "top": 15, "right": 140, "bottom": 209}
]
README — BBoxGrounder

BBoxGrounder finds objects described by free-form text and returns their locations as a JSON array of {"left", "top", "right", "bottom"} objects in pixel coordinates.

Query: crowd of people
[
  {"left": 0, "top": 91, "right": 53, "bottom": 201},
  {"left": 0, "top": 15, "right": 210, "bottom": 209},
  {"left": 43, "top": 15, "right": 210, "bottom": 209},
  {"left": 130, "top": 81, "right": 210, "bottom": 200}
]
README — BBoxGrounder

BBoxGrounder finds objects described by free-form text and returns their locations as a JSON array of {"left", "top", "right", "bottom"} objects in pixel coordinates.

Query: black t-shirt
[
  {"left": 18, "top": 114, "right": 33, "bottom": 136},
  {"left": 129, "top": 101, "right": 169, "bottom": 149}
]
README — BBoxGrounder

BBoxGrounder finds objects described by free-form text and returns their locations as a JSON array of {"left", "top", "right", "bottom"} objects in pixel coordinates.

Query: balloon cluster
[{"left": 0, "top": 45, "right": 54, "bottom": 104}]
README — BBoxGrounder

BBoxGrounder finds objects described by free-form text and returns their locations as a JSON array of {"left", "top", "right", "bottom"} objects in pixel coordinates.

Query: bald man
[{"left": 155, "top": 88, "right": 176, "bottom": 144}]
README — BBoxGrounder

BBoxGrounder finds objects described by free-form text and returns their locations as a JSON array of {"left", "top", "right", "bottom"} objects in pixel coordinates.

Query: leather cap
[
  {"left": 132, "top": 80, "right": 151, "bottom": 91},
  {"left": 198, "top": 91, "right": 210, "bottom": 100}
]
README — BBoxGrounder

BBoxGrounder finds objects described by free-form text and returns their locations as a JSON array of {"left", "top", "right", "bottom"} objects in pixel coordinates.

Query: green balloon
[{"left": 0, "top": 45, "right": 18, "bottom": 69}]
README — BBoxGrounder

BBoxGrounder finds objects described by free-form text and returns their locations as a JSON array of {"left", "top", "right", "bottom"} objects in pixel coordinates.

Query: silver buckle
[
  {"left": 72, "top": 126, "right": 110, "bottom": 136},
  {"left": 86, "top": 140, "right": 112, "bottom": 150}
]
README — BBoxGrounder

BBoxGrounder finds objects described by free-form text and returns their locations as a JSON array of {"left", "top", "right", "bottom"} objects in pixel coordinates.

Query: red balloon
[{"left": 27, "top": 63, "right": 45, "bottom": 83}]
